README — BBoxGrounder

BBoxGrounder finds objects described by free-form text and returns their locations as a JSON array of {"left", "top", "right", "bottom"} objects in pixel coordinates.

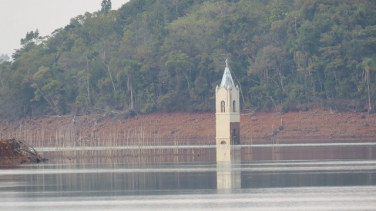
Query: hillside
[
  {"left": 0, "top": 0, "right": 376, "bottom": 118},
  {"left": 0, "top": 108, "right": 375, "bottom": 146}
]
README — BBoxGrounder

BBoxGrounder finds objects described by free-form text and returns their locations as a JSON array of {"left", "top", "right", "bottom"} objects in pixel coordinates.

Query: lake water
[{"left": 1, "top": 142, "right": 376, "bottom": 210}]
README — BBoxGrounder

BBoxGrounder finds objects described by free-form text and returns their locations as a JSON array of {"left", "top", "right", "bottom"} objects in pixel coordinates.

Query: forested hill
[{"left": 1, "top": 0, "right": 376, "bottom": 118}]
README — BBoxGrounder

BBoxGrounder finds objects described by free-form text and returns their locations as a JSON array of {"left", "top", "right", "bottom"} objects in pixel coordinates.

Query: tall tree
[
  {"left": 101, "top": 0, "right": 112, "bottom": 14},
  {"left": 362, "top": 57, "right": 376, "bottom": 113}
]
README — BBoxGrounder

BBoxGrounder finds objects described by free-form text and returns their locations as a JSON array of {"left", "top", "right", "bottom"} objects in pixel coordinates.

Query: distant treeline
[{"left": 1, "top": 0, "right": 376, "bottom": 117}]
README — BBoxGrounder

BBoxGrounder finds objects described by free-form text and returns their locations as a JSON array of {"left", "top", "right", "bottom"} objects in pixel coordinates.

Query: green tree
[
  {"left": 31, "top": 66, "right": 64, "bottom": 114},
  {"left": 101, "top": 0, "right": 112, "bottom": 14}
]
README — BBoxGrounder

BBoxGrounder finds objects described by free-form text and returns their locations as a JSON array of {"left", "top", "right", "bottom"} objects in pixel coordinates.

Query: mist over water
[{"left": 1, "top": 142, "right": 376, "bottom": 210}]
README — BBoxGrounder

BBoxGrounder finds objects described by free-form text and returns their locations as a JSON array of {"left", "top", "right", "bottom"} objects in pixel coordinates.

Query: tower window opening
[
  {"left": 233, "top": 100, "right": 236, "bottom": 112},
  {"left": 232, "top": 128, "right": 236, "bottom": 144},
  {"left": 221, "top": 101, "right": 225, "bottom": 112}
]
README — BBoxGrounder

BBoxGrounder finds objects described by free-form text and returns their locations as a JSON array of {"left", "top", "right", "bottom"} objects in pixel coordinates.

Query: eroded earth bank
[{"left": 0, "top": 108, "right": 375, "bottom": 146}]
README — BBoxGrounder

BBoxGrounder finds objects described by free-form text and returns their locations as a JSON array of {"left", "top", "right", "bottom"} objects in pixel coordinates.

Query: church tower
[{"left": 215, "top": 59, "right": 240, "bottom": 145}]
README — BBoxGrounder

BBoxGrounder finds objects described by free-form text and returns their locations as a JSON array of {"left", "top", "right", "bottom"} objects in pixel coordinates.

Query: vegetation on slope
[{"left": 0, "top": 0, "right": 376, "bottom": 118}]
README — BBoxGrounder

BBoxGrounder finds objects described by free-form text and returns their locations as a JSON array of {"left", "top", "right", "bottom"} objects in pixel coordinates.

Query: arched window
[
  {"left": 221, "top": 101, "right": 225, "bottom": 112},
  {"left": 233, "top": 100, "right": 236, "bottom": 112},
  {"left": 220, "top": 141, "right": 226, "bottom": 144}
]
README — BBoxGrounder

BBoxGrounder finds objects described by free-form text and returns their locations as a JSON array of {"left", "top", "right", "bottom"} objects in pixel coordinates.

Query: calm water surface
[{"left": 1, "top": 142, "right": 376, "bottom": 210}]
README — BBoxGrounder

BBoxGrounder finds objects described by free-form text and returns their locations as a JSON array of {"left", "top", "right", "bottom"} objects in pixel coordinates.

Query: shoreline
[{"left": 0, "top": 108, "right": 375, "bottom": 146}]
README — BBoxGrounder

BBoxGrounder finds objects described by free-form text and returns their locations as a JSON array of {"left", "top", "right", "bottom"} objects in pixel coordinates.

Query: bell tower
[{"left": 215, "top": 59, "right": 240, "bottom": 145}]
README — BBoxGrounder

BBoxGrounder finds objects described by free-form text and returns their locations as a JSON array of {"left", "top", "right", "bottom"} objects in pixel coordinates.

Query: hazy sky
[{"left": 0, "top": 0, "right": 129, "bottom": 58}]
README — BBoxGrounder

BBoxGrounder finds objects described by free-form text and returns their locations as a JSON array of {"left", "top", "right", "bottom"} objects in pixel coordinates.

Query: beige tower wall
[
  {"left": 215, "top": 86, "right": 240, "bottom": 145},
  {"left": 216, "top": 114, "right": 231, "bottom": 145},
  {"left": 215, "top": 88, "right": 240, "bottom": 113}
]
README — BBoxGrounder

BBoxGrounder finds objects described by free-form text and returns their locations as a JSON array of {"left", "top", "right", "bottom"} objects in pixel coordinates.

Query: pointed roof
[{"left": 219, "top": 59, "right": 235, "bottom": 88}]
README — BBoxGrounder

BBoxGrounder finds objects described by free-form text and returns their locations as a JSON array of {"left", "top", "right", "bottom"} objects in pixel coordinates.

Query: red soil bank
[{"left": 0, "top": 108, "right": 375, "bottom": 146}]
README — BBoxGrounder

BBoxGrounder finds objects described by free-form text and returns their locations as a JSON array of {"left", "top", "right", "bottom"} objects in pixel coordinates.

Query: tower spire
[{"left": 220, "top": 59, "right": 235, "bottom": 88}]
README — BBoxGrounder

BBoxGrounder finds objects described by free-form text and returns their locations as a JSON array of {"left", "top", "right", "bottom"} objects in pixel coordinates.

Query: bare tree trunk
[
  {"left": 37, "top": 87, "right": 56, "bottom": 113},
  {"left": 127, "top": 74, "right": 134, "bottom": 110},
  {"left": 230, "top": 68, "right": 246, "bottom": 104},
  {"left": 102, "top": 40, "right": 116, "bottom": 92},
  {"left": 368, "top": 83, "right": 372, "bottom": 114},
  {"left": 102, "top": 59, "right": 116, "bottom": 92},
  {"left": 131, "top": 86, "right": 134, "bottom": 110},
  {"left": 85, "top": 54, "right": 91, "bottom": 105}
]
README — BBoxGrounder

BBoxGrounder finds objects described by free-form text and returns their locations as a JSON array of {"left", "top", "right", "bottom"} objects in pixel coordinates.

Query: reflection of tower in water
[{"left": 216, "top": 145, "right": 241, "bottom": 192}]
